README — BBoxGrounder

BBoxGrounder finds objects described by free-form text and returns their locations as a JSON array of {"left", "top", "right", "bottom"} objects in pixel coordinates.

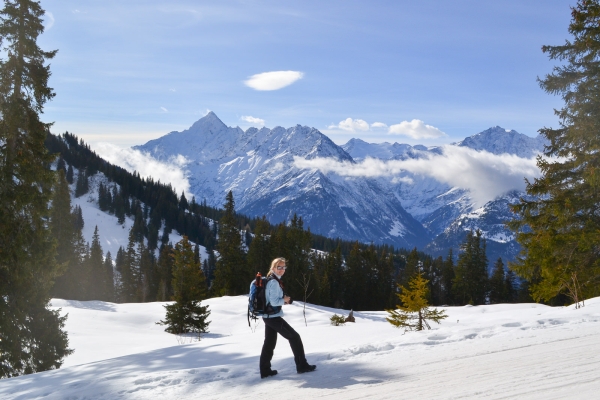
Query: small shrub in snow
[{"left": 330, "top": 314, "right": 346, "bottom": 326}]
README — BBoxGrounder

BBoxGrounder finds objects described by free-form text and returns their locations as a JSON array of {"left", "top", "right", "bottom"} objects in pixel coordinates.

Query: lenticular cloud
[
  {"left": 294, "top": 145, "right": 541, "bottom": 206},
  {"left": 244, "top": 70, "right": 304, "bottom": 91}
]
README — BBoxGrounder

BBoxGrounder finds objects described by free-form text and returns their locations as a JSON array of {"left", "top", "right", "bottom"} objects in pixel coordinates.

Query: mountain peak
[
  {"left": 458, "top": 126, "right": 546, "bottom": 157},
  {"left": 189, "top": 111, "right": 228, "bottom": 133}
]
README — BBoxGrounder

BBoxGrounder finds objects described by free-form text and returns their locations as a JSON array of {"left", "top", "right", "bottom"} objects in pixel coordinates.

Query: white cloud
[
  {"left": 160, "top": 107, "right": 168, "bottom": 113},
  {"left": 241, "top": 115, "right": 265, "bottom": 126},
  {"left": 293, "top": 145, "right": 541, "bottom": 207},
  {"left": 244, "top": 70, "right": 304, "bottom": 91},
  {"left": 388, "top": 119, "right": 446, "bottom": 139},
  {"left": 44, "top": 12, "right": 55, "bottom": 30},
  {"left": 330, "top": 118, "right": 370, "bottom": 132},
  {"left": 94, "top": 143, "right": 191, "bottom": 197},
  {"left": 371, "top": 122, "right": 388, "bottom": 129}
]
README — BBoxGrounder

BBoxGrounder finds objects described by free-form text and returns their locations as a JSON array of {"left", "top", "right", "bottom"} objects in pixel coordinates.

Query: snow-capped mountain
[
  {"left": 457, "top": 126, "right": 547, "bottom": 158},
  {"left": 135, "top": 112, "right": 546, "bottom": 264},
  {"left": 135, "top": 112, "right": 430, "bottom": 248},
  {"left": 341, "top": 128, "right": 546, "bottom": 265}
]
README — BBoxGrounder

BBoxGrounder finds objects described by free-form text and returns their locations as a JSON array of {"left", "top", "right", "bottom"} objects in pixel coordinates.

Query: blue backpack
[{"left": 248, "top": 273, "right": 281, "bottom": 326}]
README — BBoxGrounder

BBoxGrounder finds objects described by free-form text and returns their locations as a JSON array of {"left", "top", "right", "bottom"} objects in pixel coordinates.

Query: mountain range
[{"left": 135, "top": 113, "right": 546, "bottom": 265}]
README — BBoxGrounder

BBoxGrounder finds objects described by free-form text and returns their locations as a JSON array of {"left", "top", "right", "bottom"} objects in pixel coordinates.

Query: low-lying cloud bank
[
  {"left": 94, "top": 143, "right": 191, "bottom": 197},
  {"left": 294, "top": 145, "right": 541, "bottom": 206}
]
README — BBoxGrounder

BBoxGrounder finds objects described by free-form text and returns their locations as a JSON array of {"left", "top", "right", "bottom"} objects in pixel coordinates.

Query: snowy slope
[
  {"left": 135, "top": 112, "right": 430, "bottom": 248},
  {"left": 1, "top": 296, "right": 599, "bottom": 399},
  {"left": 69, "top": 168, "right": 208, "bottom": 261}
]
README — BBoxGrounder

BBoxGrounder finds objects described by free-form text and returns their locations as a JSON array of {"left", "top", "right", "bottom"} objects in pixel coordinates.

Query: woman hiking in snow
[{"left": 259, "top": 257, "right": 316, "bottom": 379}]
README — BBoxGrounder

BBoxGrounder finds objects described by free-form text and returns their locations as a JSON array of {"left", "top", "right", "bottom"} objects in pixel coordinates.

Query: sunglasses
[{"left": 276, "top": 265, "right": 287, "bottom": 270}]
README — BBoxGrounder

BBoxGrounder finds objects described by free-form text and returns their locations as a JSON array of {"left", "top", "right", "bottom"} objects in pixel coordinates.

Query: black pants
[{"left": 260, "top": 317, "right": 307, "bottom": 373}]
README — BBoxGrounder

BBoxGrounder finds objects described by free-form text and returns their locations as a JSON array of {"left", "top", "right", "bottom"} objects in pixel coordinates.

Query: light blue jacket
[{"left": 263, "top": 275, "right": 285, "bottom": 318}]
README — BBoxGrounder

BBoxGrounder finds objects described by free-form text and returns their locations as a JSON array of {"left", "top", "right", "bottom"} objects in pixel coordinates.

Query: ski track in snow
[{"left": 1, "top": 297, "right": 600, "bottom": 399}]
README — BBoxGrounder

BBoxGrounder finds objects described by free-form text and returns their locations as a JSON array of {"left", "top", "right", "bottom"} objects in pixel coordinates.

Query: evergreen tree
[
  {"left": 72, "top": 205, "right": 84, "bottom": 231},
  {"left": 74, "top": 167, "right": 88, "bottom": 197},
  {"left": 509, "top": 0, "right": 600, "bottom": 306},
  {"left": 156, "top": 244, "right": 174, "bottom": 301},
  {"left": 51, "top": 179, "right": 89, "bottom": 301},
  {"left": 98, "top": 182, "right": 109, "bottom": 211},
  {"left": 119, "top": 228, "right": 141, "bottom": 302},
  {"left": 326, "top": 245, "right": 345, "bottom": 308},
  {"left": 399, "top": 248, "right": 420, "bottom": 287},
  {"left": 386, "top": 274, "right": 448, "bottom": 332},
  {"left": 282, "top": 214, "right": 312, "bottom": 300},
  {"left": 504, "top": 269, "right": 516, "bottom": 303},
  {"left": 440, "top": 249, "right": 455, "bottom": 305},
  {"left": 0, "top": 0, "right": 71, "bottom": 377},
  {"left": 49, "top": 170, "right": 76, "bottom": 298},
  {"left": 65, "top": 164, "right": 74, "bottom": 184},
  {"left": 114, "top": 187, "right": 125, "bottom": 225},
  {"left": 87, "top": 226, "right": 105, "bottom": 300},
  {"left": 212, "top": 191, "right": 248, "bottom": 296},
  {"left": 489, "top": 258, "right": 506, "bottom": 304},
  {"left": 103, "top": 251, "right": 115, "bottom": 302},
  {"left": 453, "top": 230, "right": 488, "bottom": 305},
  {"left": 138, "top": 241, "right": 154, "bottom": 302},
  {"left": 158, "top": 236, "right": 210, "bottom": 336},
  {"left": 56, "top": 156, "right": 66, "bottom": 173},
  {"left": 71, "top": 230, "right": 90, "bottom": 300},
  {"left": 246, "top": 217, "right": 272, "bottom": 275},
  {"left": 343, "top": 242, "right": 367, "bottom": 310},
  {"left": 178, "top": 191, "right": 188, "bottom": 211}
]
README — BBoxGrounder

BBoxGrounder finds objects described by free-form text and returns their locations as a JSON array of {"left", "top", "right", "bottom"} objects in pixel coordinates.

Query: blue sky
[{"left": 38, "top": 0, "right": 573, "bottom": 148}]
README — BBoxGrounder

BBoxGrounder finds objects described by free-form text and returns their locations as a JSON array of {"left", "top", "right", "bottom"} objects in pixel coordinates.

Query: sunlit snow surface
[{"left": 1, "top": 297, "right": 600, "bottom": 399}]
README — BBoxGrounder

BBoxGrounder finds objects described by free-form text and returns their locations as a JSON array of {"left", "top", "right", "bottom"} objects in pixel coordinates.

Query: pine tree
[
  {"left": 440, "top": 249, "right": 455, "bottom": 305},
  {"left": 66, "top": 164, "right": 74, "bottom": 184},
  {"left": 87, "top": 226, "right": 105, "bottom": 300},
  {"left": 399, "top": 248, "right": 420, "bottom": 287},
  {"left": 246, "top": 217, "right": 272, "bottom": 275},
  {"left": 453, "top": 230, "right": 488, "bottom": 305},
  {"left": 344, "top": 242, "right": 367, "bottom": 310},
  {"left": 0, "top": 0, "right": 71, "bottom": 377},
  {"left": 49, "top": 170, "right": 75, "bottom": 298},
  {"left": 119, "top": 227, "right": 141, "bottom": 302},
  {"left": 386, "top": 274, "right": 448, "bottom": 332},
  {"left": 114, "top": 187, "right": 125, "bottom": 225},
  {"left": 179, "top": 191, "right": 188, "bottom": 211},
  {"left": 56, "top": 156, "right": 66, "bottom": 173},
  {"left": 283, "top": 214, "right": 312, "bottom": 300},
  {"left": 504, "top": 269, "right": 516, "bottom": 303},
  {"left": 326, "top": 245, "right": 345, "bottom": 308},
  {"left": 74, "top": 167, "right": 88, "bottom": 198},
  {"left": 158, "top": 236, "right": 210, "bottom": 337},
  {"left": 156, "top": 244, "right": 174, "bottom": 301},
  {"left": 71, "top": 230, "right": 90, "bottom": 300},
  {"left": 103, "top": 251, "right": 115, "bottom": 302},
  {"left": 212, "top": 191, "right": 248, "bottom": 296},
  {"left": 489, "top": 258, "right": 506, "bottom": 304},
  {"left": 509, "top": 0, "right": 600, "bottom": 307},
  {"left": 72, "top": 205, "right": 84, "bottom": 231}
]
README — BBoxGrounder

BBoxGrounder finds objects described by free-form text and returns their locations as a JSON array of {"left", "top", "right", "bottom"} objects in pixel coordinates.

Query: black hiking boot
[
  {"left": 261, "top": 369, "right": 278, "bottom": 379},
  {"left": 297, "top": 364, "right": 316, "bottom": 374}
]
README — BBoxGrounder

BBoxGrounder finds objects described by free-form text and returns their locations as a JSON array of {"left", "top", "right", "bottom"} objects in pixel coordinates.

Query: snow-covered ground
[{"left": 1, "top": 297, "right": 599, "bottom": 399}]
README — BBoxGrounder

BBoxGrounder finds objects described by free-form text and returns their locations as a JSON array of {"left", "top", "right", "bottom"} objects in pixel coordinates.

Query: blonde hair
[{"left": 267, "top": 257, "right": 287, "bottom": 277}]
